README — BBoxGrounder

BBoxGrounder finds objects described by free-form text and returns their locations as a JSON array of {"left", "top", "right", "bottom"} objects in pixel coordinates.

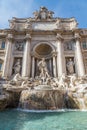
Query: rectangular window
[
  {"left": 0, "top": 63, "right": 2, "bottom": 70},
  {"left": 1, "top": 41, "right": 5, "bottom": 49},
  {"left": 82, "top": 41, "right": 87, "bottom": 49}
]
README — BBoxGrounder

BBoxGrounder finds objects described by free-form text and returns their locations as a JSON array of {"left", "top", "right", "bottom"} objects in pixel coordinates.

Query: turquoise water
[{"left": 0, "top": 109, "right": 87, "bottom": 130}]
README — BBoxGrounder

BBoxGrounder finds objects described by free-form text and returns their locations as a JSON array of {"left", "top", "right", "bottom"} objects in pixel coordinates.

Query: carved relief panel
[
  {"left": 64, "top": 40, "right": 75, "bottom": 51},
  {"left": 14, "top": 41, "right": 25, "bottom": 51}
]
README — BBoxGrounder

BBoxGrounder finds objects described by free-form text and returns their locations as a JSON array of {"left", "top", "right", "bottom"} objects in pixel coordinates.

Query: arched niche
[
  {"left": 33, "top": 42, "right": 55, "bottom": 59},
  {"left": 31, "top": 42, "right": 56, "bottom": 77}
]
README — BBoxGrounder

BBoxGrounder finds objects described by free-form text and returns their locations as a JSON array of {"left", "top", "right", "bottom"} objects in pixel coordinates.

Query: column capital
[
  {"left": 74, "top": 33, "right": 81, "bottom": 41},
  {"left": 52, "top": 51, "right": 57, "bottom": 57},
  {"left": 56, "top": 33, "right": 63, "bottom": 41},
  {"left": 6, "top": 34, "right": 14, "bottom": 41},
  {"left": 25, "top": 33, "right": 31, "bottom": 40}
]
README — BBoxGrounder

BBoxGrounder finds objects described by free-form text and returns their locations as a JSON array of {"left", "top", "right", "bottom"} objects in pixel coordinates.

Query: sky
[{"left": 0, "top": 0, "right": 87, "bottom": 29}]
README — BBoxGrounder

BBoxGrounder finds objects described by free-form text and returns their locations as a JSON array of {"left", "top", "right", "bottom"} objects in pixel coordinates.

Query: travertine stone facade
[{"left": 0, "top": 7, "right": 87, "bottom": 78}]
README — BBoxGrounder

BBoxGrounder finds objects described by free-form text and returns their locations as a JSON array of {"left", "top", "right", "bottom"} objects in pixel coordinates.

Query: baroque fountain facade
[{"left": 0, "top": 7, "right": 87, "bottom": 110}]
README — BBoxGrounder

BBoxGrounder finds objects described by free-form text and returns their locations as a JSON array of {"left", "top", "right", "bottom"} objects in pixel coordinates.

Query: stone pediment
[{"left": 9, "top": 7, "right": 78, "bottom": 31}]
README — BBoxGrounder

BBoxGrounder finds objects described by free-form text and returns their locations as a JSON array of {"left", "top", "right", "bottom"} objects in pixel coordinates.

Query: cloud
[
  {"left": 0, "top": 0, "right": 34, "bottom": 29},
  {"left": 53, "top": 0, "right": 87, "bottom": 28},
  {"left": 0, "top": 0, "right": 87, "bottom": 28}
]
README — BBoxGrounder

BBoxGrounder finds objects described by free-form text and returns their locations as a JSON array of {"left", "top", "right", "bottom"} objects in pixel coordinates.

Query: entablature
[{"left": 8, "top": 7, "right": 78, "bottom": 31}]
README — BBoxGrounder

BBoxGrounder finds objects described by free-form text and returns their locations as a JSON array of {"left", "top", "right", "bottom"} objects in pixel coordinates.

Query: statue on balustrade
[{"left": 66, "top": 58, "right": 75, "bottom": 75}]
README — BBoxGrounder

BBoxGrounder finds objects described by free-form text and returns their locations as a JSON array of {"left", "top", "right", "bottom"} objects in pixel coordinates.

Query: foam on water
[{"left": 16, "top": 108, "right": 87, "bottom": 113}]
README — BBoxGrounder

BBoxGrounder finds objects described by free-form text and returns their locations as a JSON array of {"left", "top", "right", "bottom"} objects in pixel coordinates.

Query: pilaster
[
  {"left": 2, "top": 34, "right": 13, "bottom": 78},
  {"left": 56, "top": 33, "right": 65, "bottom": 77},
  {"left": 22, "top": 34, "right": 31, "bottom": 77},
  {"left": 75, "top": 33, "right": 85, "bottom": 76}
]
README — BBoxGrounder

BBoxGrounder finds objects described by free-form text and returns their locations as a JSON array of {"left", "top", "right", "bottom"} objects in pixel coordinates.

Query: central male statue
[{"left": 38, "top": 58, "right": 50, "bottom": 78}]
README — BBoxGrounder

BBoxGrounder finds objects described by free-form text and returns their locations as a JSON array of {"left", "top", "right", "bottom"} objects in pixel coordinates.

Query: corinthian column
[
  {"left": 52, "top": 51, "right": 57, "bottom": 77},
  {"left": 22, "top": 34, "right": 31, "bottom": 77},
  {"left": 31, "top": 56, "right": 35, "bottom": 78},
  {"left": 2, "top": 34, "right": 13, "bottom": 78},
  {"left": 75, "top": 33, "right": 85, "bottom": 76},
  {"left": 56, "top": 34, "right": 64, "bottom": 77}
]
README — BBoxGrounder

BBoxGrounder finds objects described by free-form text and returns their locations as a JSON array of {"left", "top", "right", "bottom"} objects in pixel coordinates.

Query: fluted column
[
  {"left": 31, "top": 56, "right": 35, "bottom": 78},
  {"left": 49, "top": 59, "right": 52, "bottom": 76},
  {"left": 22, "top": 34, "right": 31, "bottom": 77},
  {"left": 2, "top": 34, "right": 13, "bottom": 78},
  {"left": 56, "top": 34, "right": 64, "bottom": 77},
  {"left": 75, "top": 33, "right": 85, "bottom": 76},
  {"left": 52, "top": 51, "right": 57, "bottom": 77}
]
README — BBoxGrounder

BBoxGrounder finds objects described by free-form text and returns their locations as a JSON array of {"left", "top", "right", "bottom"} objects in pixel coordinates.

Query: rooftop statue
[{"left": 33, "top": 6, "right": 54, "bottom": 20}]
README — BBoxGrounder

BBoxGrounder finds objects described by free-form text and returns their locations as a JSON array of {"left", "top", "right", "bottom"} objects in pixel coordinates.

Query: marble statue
[
  {"left": 33, "top": 10, "right": 39, "bottom": 20},
  {"left": 56, "top": 19, "right": 61, "bottom": 28},
  {"left": 69, "top": 74, "right": 77, "bottom": 88},
  {"left": 33, "top": 6, "right": 54, "bottom": 20},
  {"left": 8, "top": 73, "right": 22, "bottom": 86},
  {"left": 9, "top": 22, "right": 15, "bottom": 29},
  {"left": 40, "top": 6, "right": 47, "bottom": 20},
  {"left": 66, "top": 58, "right": 74, "bottom": 75},
  {"left": 38, "top": 58, "right": 50, "bottom": 78},
  {"left": 13, "top": 59, "right": 21, "bottom": 74},
  {"left": 58, "top": 73, "right": 68, "bottom": 89},
  {"left": 12, "top": 73, "right": 22, "bottom": 82},
  {"left": 47, "top": 11, "right": 54, "bottom": 19}
]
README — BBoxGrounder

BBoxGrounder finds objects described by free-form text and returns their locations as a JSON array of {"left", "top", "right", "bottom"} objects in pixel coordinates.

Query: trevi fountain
[{"left": 0, "top": 6, "right": 87, "bottom": 130}]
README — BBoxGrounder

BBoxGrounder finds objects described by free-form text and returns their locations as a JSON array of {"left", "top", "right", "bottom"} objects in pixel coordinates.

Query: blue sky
[{"left": 0, "top": 0, "right": 87, "bottom": 29}]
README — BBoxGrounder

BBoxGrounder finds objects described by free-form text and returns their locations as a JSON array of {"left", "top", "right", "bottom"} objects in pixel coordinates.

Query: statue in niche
[
  {"left": 38, "top": 58, "right": 50, "bottom": 80},
  {"left": 66, "top": 58, "right": 75, "bottom": 75},
  {"left": 15, "top": 42, "right": 24, "bottom": 51},
  {"left": 13, "top": 59, "right": 21, "bottom": 74}
]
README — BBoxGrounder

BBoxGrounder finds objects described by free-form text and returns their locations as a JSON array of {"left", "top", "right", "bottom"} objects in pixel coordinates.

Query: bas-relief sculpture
[{"left": 15, "top": 42, "right": 24, "bottom": 51}]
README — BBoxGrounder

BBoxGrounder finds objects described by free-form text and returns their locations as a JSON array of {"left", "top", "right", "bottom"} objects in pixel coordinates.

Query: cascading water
[
  {"left": 0, "top": 86, "right": 3, "bottom": 95},
  {"left": 78, "top": 98, "right": 86, "bottom": 109}
]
